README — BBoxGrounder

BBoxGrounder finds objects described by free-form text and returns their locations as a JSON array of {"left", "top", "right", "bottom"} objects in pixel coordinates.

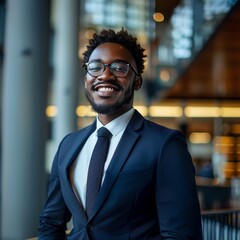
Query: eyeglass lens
[{"left": 86, "top": 61, "right": 130, "bottom": 77}]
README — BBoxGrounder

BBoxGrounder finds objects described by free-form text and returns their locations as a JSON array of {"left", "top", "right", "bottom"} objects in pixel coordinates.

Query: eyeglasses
[{"left": 83, "top": 60, "right": 139, "bottom": 78}]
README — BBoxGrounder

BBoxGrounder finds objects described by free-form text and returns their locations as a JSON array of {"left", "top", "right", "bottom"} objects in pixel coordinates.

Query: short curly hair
[{"left": 82, "top": 28, "right": 147, "bottom": 75}]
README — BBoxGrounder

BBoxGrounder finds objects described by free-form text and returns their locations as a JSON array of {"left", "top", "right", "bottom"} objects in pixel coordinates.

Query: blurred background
[{"left": 0, "top": 0, "right": 240, "bottom": 239}]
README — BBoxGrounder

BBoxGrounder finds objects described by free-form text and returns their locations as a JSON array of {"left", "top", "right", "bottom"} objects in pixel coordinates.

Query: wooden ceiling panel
[{"left": 166, "top": 2, "right": 240, "bottom": 100}]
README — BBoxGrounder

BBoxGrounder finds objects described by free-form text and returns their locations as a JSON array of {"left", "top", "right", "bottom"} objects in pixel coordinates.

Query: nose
[{"left": 98, "top": 65, "right": 115, "bottom": 79}]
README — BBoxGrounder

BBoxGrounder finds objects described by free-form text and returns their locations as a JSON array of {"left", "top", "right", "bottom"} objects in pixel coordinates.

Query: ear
[{"left": 134, "top": 75, "right": 142, "bottom": 90}]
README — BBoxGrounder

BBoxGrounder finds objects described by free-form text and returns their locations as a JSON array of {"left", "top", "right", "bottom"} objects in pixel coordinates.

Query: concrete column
[
  {"left": 52, "top": 0, "right": 79, "bottom": 147},
  {"left": 1, "top": 0, "right": 50, "bottom": 239}
]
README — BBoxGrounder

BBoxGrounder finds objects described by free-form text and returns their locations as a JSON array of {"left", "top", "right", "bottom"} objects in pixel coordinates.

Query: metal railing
[{"left": 201, "top": 208, "right": 240, "bottom": 240}]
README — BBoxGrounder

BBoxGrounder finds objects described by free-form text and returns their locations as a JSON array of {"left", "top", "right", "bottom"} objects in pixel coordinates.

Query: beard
[{"left": 85, "top": 85, "right": 135, "bottom": 115}]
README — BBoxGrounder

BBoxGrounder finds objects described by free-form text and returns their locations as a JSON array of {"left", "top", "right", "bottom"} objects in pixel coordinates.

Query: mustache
[{"left": 90, "top": 80, "right": 123, "bottom": 91}]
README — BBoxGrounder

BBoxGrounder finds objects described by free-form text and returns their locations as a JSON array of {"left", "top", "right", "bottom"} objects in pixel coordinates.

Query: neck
[{"left": 98, "top": 107, "right": 132, "bottom": 125}]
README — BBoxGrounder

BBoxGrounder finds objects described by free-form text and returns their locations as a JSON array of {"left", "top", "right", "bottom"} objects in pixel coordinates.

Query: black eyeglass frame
[{"left": 83, "top": 60, "right": 139, "bottom": 78}]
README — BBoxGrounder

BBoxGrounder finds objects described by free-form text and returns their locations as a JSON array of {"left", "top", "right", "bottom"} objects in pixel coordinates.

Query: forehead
[{"left": 88, "top": 42, "right": 135, "bottom": 64}]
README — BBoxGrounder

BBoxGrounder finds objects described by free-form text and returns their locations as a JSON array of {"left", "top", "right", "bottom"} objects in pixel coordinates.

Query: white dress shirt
[{"left": 70, "top": 108, "right": 135, "bottom": 209}]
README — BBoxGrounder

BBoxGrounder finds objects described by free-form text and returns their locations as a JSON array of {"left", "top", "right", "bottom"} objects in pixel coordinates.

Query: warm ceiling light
[
  {"left": 185, "top": 106, "right": 240, "bottom": 118},
  {"left": 220, "top": 107, "right": 240, "bottom": 117},
  {"left": 76, "top": 105, "right": 96, "bottom": 117},
  {"left": 46, "top": 105, "right": 58, "bottom": 117},
  {"left": 189, "top": 132, "right": 211, "bottom": 144},
  {"left": 185, "top": 106, "right": 220, "bottom": 117},
  {"left": 160, "top": 69, "right": 170, "bottom": 82},
  {"left": 153, "top": 12, "right": 164, "bottom": 22},
  {"left": 149, "top": 106, "right": 183, "bottom": 117}
]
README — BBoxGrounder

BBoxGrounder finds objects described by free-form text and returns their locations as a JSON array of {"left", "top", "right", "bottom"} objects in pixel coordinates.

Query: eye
[
  {"left": 88, "top": 62, "right": 103, "bottom": 72},
  {"left": 111, "top": 62, "right": 128, "bottom": 73}
]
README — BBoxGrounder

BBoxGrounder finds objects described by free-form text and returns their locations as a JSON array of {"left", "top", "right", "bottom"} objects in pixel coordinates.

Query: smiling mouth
[
  {"left": 97, "top": 87, "right": 115, "bottom": 92},
  {"left": 93, "top": 83, "right": 121, "bottom": 93}
]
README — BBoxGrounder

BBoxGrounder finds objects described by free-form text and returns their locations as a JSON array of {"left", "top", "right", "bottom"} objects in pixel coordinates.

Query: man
[{"left": 38, "top": 28, "right": 203, "bottom": 239}]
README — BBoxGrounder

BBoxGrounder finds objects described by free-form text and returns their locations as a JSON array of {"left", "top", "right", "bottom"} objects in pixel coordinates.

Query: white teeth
[{"left": 98, "top": 87, "right": 114, "bottom": 92}]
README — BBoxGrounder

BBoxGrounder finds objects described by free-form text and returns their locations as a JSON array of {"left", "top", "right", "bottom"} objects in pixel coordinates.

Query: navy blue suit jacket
[{"left": 38, "top": 110, "right": 203, "bottom": 239}]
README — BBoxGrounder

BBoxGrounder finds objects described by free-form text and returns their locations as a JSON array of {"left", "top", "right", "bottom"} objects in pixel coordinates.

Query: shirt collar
[{"left": 96, "top": 108, "right": 135, "bottom": 137}]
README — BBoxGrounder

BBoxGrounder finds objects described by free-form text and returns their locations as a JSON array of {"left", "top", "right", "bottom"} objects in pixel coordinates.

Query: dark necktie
[{"left": 86, "top": 127, "right": 112, "bottom": 217}]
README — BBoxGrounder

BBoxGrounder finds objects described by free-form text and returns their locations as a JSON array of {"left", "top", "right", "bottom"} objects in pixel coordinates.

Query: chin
[
  {"left": 92, "top": 103, "right": 121, "bottom": 115},
  {"left": 86, "top": 89, "right": 134, "bottom": 115}
]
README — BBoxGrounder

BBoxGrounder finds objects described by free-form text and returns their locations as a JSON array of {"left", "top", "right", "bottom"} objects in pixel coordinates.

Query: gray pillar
[
  {"left": 1, "top": 0, "right": 50, "bottom": 239},
  {"left": 52, "top": 0, "right": 79, "bottom": 146}
]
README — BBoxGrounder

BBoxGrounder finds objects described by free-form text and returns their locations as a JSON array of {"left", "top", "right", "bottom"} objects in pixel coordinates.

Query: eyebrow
[{"left": 89, "top": 58, "right": 130, "bottom": 64}]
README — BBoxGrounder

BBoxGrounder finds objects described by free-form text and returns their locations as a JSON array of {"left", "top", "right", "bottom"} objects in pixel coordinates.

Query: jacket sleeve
[
  {"left": 156, "top": 131, "right": 203, "bottom": 239},
  {"left": 38, "top": 146, "right": 72, "bottom": 240}
]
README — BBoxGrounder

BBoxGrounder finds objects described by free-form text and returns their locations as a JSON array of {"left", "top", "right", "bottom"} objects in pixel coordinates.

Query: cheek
[
  {"left": 84, "top": 76, "right": 93, "bottom": 89},
  {"left": 84, "top": 76, "right": 87, "bottom": 88},
  {"left": 127, "top": 78, "right": 136, "bottom": 90},
  {"left": 121, "top": 75, "right": 135, "bottom": 88}
]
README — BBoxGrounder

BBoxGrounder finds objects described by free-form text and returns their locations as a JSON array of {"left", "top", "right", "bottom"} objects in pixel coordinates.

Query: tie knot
[{"left": 97, "top": 127, "right": 112, "bottom": 138}]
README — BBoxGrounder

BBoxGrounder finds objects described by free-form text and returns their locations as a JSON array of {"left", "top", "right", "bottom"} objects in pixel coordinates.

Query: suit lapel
[
  {"left": 61, "top": 122, "right": 96, "bottom": 168},
  {"left": 89, "top": 111, "right": 144, "bottom": 219},
  {"left": 60, "top": 121, "right": 96, "bottom": 222}
]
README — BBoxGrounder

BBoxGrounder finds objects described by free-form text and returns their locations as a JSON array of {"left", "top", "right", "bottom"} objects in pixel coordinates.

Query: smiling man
[
  {"left": 84, "top": 41, "right": 142, "bottom": 124},
  {"left": 38, "top": 29, "right": 203, "bottom": 240}
]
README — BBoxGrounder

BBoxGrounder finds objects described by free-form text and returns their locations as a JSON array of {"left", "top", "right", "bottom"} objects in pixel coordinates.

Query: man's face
[{"left": 84, "top": 42, "right": 142, "bottom": 116}]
